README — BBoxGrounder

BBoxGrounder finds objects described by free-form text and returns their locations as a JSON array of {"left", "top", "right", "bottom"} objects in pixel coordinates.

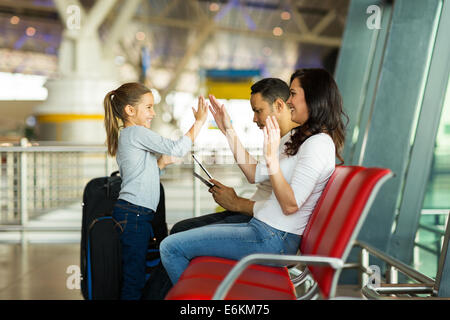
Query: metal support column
[
  {"left": 334, "top": 0, "right": 390, "bottom": 165},
  {"left": 334, "top": 0, "right": 394, "bottom": 283}
]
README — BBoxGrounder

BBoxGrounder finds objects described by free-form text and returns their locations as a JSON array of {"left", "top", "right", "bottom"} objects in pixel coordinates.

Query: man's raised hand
[{"left": 208, "top": 94, "right": 233, "bottom": 135}]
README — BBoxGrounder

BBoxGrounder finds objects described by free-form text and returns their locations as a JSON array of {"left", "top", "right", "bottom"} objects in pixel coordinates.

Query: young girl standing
[{"left": 103, "top": 82, "right": 207, "bottom": 299}]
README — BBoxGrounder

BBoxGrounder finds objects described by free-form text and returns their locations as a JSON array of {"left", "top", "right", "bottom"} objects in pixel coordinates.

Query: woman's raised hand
[
  {"left": 263, "top": 116, "right": 281, "bottom": 175},
  {"left": 208, "top": 94, "right": 233, "bottom": 135},
  {"left": 192, "top": 95, "right": 209, "bottom": 125}
]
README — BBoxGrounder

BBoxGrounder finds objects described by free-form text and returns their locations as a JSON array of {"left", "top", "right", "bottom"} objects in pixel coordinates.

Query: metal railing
[
  {"left": 346, "top": 211, "right": 449, "bottom": 299},
  {"left": 0, "top": 139, "right": 262, "bottom": 229},
  {"left": 0, "top": 142, "right": 113, "bottom": 226},
  {"left": 355, "top": 215, "right": 450, "bottom": 300},
  {"left": 413, "top": 209, "right": 449, "bottom": 276},
  {"left": 356, "top": 240, "right": 435, "bottom": 284}
]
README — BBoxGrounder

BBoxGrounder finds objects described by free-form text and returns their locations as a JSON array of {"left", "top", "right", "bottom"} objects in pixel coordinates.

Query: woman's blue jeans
[
  {"left": 112, "top": 199, "right": 154, "bottom": 300},
  {"left": 159, "top": 217, "right": 301, "bottom": 284}
]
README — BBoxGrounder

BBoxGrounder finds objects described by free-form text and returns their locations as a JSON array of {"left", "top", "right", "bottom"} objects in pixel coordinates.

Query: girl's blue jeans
[
  {"left": 113, "top": 199, "right": 154, "bottom": 300},
  {"left": 159, "top": 217, "right": 301, "bottom": 284}
]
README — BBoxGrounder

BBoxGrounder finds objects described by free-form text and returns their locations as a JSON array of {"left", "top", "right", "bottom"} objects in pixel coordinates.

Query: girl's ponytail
[
  {"left": 104, "top": 90, "right": 120, "bottom": 156},
  {"left": 103, "top": 82, "right": 152, "bottom": 156}
]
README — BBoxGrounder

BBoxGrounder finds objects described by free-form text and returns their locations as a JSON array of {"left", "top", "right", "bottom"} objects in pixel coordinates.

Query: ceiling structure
[
  {"left": 0, "top": 0, "right": 350, "bottom": 136},
  {"left": 0, "top": 0, "right": 350, "bottom": 89}
]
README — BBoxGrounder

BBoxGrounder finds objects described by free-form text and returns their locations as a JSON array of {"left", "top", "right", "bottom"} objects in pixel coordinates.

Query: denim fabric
[
  {"left": 159, "top": 217, "right": 301, "bottom": 284},
  {"left": 113, "top": 199, "right": 155, "bottom": 300},
  {"left": 141, "top": 211, "right": 251, "bottom": 300}
]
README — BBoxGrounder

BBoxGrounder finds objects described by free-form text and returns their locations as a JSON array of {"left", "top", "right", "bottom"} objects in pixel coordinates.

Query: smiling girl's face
[{"left": 125, "top": 92, "right": 155, "bottom": 129}]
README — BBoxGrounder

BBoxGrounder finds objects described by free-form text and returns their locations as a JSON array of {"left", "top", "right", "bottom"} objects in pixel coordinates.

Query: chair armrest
[{"left": 212, "top": 253, "right": 344, "bottom": 300}]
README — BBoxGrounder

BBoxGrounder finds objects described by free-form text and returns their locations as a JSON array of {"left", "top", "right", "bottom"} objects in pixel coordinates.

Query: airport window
[{"left": 415, "top": 77, "right": 450, "bottom": 278}]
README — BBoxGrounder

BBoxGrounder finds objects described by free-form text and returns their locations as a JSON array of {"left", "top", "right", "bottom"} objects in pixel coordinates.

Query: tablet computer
[
  {"left": 192, "top": 155, "right": 215, "bottom": 188},
  {"left": 192, "top": 154, "right": 214, "bottom": 180},
  {"left": 193, "top": 172, "right": 214, "bottom": 188}
]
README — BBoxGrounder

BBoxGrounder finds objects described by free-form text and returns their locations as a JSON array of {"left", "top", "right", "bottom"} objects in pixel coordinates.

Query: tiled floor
[
  {"left": 0, "top": 240, "right": 364, "bottom": 300},
  {"left": 0, "top": 204, "right": 84, "bottom": 300},
  {"left": 0, "top": 203, "right": 364, "bottom": 300},
  {"left": 0, "top": 242, "right": 83, "bottom": 300}
]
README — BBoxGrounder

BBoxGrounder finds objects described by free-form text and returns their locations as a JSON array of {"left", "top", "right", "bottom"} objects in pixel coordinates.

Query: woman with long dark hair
[
  {"left": 284, "top": 68, "right": 347, "bottom": 162},
  {"left": 159, "top": 68, "right": 348, "bottom": 285}
]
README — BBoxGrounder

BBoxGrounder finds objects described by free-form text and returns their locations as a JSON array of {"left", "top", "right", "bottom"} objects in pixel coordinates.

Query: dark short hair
[{"left": 250, "top": 78, "right": 290, "bottom": 105}]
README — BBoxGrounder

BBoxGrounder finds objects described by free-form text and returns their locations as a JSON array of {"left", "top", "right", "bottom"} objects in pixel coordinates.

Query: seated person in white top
[
  {"left": 159, "top": 68, "right": 348, "bottom": 284},
  {"left": 169, "top": 78, "right": 299, "bottom": 234}
]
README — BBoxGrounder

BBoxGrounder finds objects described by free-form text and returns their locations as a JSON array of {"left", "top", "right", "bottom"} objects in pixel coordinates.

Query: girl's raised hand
[
  {"left": 186, "top": 96, "right": 209, "bottom": 142},
  {"left": 263, "top": 116, "right": 281, "bottom": 174},
  {"left": 192, "top": 95, "right": 209, "bottom": 125}
]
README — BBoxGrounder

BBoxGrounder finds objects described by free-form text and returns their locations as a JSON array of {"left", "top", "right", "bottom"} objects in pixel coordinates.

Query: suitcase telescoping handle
[{"left": 105, "top": 171, "right": 121, "bottom": 198}]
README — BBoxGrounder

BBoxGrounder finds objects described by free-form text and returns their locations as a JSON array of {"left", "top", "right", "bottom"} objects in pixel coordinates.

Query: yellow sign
[
  {"left": 206, "top": 79, "right": 253, "bottom": 100},
  {"left": 36, "top": 114, "right": 104, "bottom": 123}
]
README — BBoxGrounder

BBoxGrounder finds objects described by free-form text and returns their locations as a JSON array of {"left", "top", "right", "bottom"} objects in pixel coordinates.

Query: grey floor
[
  {"left": 0, "top": 240, "right": 363, "bottom": 300},
  {"left": 0, "top": 189, "right": 363, "bottom": 300},
  {"left": 0, "top": 242, "right": 83, "bottom": 300}
]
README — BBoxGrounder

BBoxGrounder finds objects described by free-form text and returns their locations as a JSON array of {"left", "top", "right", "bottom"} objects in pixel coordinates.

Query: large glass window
[{"left": 415, "top": 77, "right": 450, "bottom": 278}]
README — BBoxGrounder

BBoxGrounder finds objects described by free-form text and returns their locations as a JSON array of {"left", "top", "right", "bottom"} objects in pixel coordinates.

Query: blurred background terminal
[{"left": 0, "top": 0, "right": 448, "bottom": 299}]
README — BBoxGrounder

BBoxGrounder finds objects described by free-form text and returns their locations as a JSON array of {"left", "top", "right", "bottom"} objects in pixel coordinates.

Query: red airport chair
[{"left": 165, "top": 166, "right": 394, "bottom": 300}]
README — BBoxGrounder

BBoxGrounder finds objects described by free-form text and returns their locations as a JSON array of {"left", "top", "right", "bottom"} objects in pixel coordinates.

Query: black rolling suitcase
[{"left": 80, "top": 171, "right": 168, "bottom": 300}]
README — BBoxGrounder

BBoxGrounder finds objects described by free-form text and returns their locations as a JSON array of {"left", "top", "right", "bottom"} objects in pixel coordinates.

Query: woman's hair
[
  {"left": 284, "top": 68, "right": 348, "bottom": 164},
  {"left": 104, "top": 82, "right": 151, "bottom": 156}
]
